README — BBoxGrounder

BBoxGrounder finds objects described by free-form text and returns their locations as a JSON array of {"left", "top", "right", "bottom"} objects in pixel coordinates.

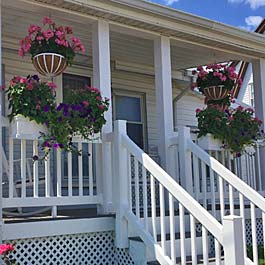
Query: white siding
[{"left": 174, "top": 94, "right": 205, "bottom": 129}]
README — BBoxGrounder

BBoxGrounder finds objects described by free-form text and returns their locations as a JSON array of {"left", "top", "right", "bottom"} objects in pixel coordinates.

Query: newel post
[
  {"left": 113, "top": 120, "right": 129, "bottom": 248},
  {"left": 223, "top": 215, "right": 245, "bottom": 265},
  {"left": 178, "top": 126, "right": 193, "bottom": 195}
]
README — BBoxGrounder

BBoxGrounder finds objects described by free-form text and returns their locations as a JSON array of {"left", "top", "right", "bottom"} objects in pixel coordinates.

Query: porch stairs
[{"left": 113, "top": 120, "right": 265, "bottom": 265}]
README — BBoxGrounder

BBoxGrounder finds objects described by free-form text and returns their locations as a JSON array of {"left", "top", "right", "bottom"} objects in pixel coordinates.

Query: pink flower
[
  {"left": 192, "top": 70, "right": 197, "bottom": 75},
  {"left": 47, "top": 82, "right": 57, "bottom": 89},
  {"left": 65, "top": 26, "right": 73, "bottom": 34},
  {"left": 237, "top": 106, "right": 244, "bottom": 111},
  {"left": 42, "top": 16, "right": 54, "bottom": 25},
  {"left": 96, "top": 96, "right": 102, "bottom": 101},
  {"left": 197, "top": 66, "right": 203, "bottom": 71},
  {"left": 0, "top": 244, "right": 14, "bottom": 255},
  {"left": 20, "top": 78, "right": 27, "bottom": 84},
  {"left": 36, "top": 35, "right": 44, "bottom": 41},
  {"left": 231, "top": 98, "right": 236, "bottom": 103},
  {"left": 195, "top": 108, "right": 201, "bottom": 113},
  {"left": 43, "top": 29, "right": 54, "bottom": 41},
  {"left": 18, "top": 48, "right": 25, "bottom": 57},
  {"left": 28, "top": 24, "right": 41, "bottom": 34},
  {"left": 98, "top": 104, "right": 105, "bottom": 110},
  {"left": 27, "top": 83, "right": 33, "bottom": 90},
  {"left": 220, "top": 76, "right": 227, "bottom": 82},
  {"left": 0, "top": 85, "right": 5, "bottom": 91},
  {"left": 55, "top": 30, "right": 65, "bottom": 40},
  {"left": 36, "top": 104, "right": 41, "bottom": 110},
  {"left": 82, "top": 100, "right": 89, "bottom": 107}
]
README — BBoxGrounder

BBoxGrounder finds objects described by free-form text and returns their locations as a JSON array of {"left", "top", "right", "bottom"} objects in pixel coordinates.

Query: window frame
[{"left": 112, "top": 89, "right": 148, "bottom": 151}]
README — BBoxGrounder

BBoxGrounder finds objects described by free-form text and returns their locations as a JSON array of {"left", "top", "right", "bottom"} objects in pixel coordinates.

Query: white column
[
  {"left": 223, "top": 215, "right": 245, "bottom": 265},
  {"left": 154, "top": 36, "right": 174, "bottom": 170},
  {"left": 252, "top": 59, "right": 265, "bottom": 127},
  {"left": 0, "top": 0, "right": 3, "bottom": 242},
  {"left": 92, "top": 19, "right": 113, "bottom": 213},
  {"left": 252, "top": 59, "right": 265, "bottom": 189}
]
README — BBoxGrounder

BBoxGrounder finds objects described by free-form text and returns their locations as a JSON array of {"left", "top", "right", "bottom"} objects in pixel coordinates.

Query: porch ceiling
[{"left": 2, "top": 0, "right": 264, "bottom": 71}]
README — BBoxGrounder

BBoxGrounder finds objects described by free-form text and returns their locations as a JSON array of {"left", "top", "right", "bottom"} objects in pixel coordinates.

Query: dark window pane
[
  {"left": 115, "top": 96, "right": 141, "bottom": 122},
  {"left": 127, "top": 123, "right": 143, "bottom": 149},
  {"left": 63, "top": 74, "right": 91, "bottom": 101}
]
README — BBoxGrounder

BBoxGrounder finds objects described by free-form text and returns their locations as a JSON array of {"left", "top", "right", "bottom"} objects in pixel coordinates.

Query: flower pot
[
  {"left": 10, "top": 115, "right": 48, "bottom": 140},
  {"left": 198, "top": 134, "right": 224, "bottom": 151},
  {"left": 207, "top": 103, "right": 228, "bottom": 112},
  {"left": 32, "top": 53, "right": 67, "bottom": 78},
  {"left": 203, "top": 85, "right": 229, "bottom": 101}
]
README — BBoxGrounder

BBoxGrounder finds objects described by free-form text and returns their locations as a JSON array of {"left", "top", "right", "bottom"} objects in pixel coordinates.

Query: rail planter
[
  {"left": 10, "top": 116, "right": 47, "bottom": 140},
  {"left": 32, "top": 53, "right": 68, "bottom": 78},
  {"left": 198, "top": 134, "right": 223, "bottom": 151}
]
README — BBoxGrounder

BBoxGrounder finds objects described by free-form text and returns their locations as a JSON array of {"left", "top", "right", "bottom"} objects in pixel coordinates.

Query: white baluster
[
  {"left": 150, "top": 174, "right": 157, "bottom": 242},
  {"left": 67, "top": 152, "right": 72, "bottom": 197},
  {"left": 169, "top": 194, "right": 176, "bottom": 264},
  {"left": 33, "top": 140, "right": 38, "bottom": 197},
  {"left": 9, "top": 138, "right": 14, "bottom": 198},
  {"left": 192, "top": 155, "right": 199, "bottom": 201},
  {"left": 78, "top": 142, "right": 83, "bottom": 196},
  {"left": 134, "top": 159, "right": 140, "bottom": 218},
  {"left": 142, "top": 166, "right": 148, "bottom": 231},
  {"left": 179, "top": 203, "right": 186, "bottom": 265},
  {"left": 201, "top": 162, "right": 207, "bottom": 208},
  {"left": 21, "top": 139, "right": 27, "bottom": 198},
  {"left": 190, "top": 214, "right": 197, "bottom": 265},
  {"left": 239, "top": 193, "right": 247, "bottom": 258},
  {"left": 45, "top": 154, "right": 51, "bottom": 197},
  {"left": 88, "top": 143, "right": 93, "bottom": 196},
  {"left": 218, "top": 176, "right": 225, "bottom": 221},
  {"left": 251, "top": 202, "right": 258, "bottom": 265},
  {"left": 202, "top": 226, "right": 209, "bottom": 265},
  {"left": 56, "top": 149, "right": 62, "bottom": 197},
  {"left": 160, "top": 184, "right": 166, "bottom": 255}
]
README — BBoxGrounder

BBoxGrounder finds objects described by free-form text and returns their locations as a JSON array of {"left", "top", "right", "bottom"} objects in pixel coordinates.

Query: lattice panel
[
  {"left": 245, "top": 218, "right": 264, "bottom": 246},
  {"left": 115, "top": 248, "right": 135, "bottom": 265},
  {"left": 5, "top": 232, "right": 116, "bottom": 265}
]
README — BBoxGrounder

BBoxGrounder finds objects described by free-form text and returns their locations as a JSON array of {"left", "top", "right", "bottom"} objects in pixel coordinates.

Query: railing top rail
[
  {"left": 187, "top": 139, "right": 265, "bottom": 212},
  {"left": 121, "top": 133, "right": 223, "bottom": 243}
]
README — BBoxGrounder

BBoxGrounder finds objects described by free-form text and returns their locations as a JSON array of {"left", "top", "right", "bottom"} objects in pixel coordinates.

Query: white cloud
[
  {"left": 228, "top": 0, "right": 265, "bottom": 9},
  {"left": 162, "top": 0, "right": 179, "bottom": 5},
  {"left": 245, "top": 15, "right": 263, "bottom": 26}
]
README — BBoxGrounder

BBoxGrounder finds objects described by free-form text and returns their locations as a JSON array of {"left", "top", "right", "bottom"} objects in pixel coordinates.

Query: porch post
[
  {"left": 0, "top": 0, "right": 3, "bottom": 242},
  {"left": 252, "top": 58, "right": 265, "bottom": 188},
  {"left": 154, "top": 36, "right": 174, "bottom": 170},
  {"left": 92, "top": 19, "right": 113, "bottom": 213}
]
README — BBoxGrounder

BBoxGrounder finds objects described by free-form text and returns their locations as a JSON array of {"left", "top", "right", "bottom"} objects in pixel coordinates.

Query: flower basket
[
  {"left": 32, "top": 53, "right": 67, "bottom": 78},
  {"left": 10, "top": 115, "right": 48, "bottom": 140},
  {"left": 203, "top": 85, "right": 229, "bottom": 101},
  {"left": 198, "top": 134, "right": 223, "bottom": 151},
  {"left": 72, "top": 132, "right": 101, "bottom": 143}
]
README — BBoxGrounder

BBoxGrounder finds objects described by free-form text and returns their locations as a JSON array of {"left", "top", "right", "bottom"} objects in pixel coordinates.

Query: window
[
  {"left": 113, "top": 91, "right": 147, "bottom": 150},
  {"left": 248, "top": 83, "right": 255, "bottom": 107},
  {"left": 62, "top": 73, "right": 91, "bottom": 100},
  {"left": 62, "top": 74, "right": 91, "bottom": 179}
]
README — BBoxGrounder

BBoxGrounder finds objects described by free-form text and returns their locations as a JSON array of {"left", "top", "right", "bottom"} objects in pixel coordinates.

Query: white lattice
[
  {"left": 115, "top": 248, "right": 135, "bottom": 265},
  {"left": 5, "top": 232, "right": 116, "bottom": 265},
  {"left": 245, "top": 218, "right": 264, "bottom": 246},
  {"left": 4, "top": 231, "right": 136, "bottom": 265}
]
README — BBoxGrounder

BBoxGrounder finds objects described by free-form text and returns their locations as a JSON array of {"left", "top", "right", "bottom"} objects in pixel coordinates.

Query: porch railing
[
  {"left": 169, "top": 126, "right": 265, "bottom": 265},
  {"left": 113, "top": 120, "right": 247, "bottom": 265},
  {"left": 1, "top": 117, "right": 103, "bottom": 216}
]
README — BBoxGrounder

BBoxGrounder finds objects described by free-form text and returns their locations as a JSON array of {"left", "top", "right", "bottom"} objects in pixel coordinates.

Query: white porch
[{"left": 1, "top": 0, "right": 265, "bottom": 265}]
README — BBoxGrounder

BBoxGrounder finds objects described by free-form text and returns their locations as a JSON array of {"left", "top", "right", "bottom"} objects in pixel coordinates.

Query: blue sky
[{"left": 149, "top": 0, "right": 265, "bottom": 31}]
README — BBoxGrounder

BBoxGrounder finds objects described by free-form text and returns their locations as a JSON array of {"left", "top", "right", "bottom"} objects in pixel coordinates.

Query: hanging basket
[
  {"left": 32, "top": 53, "right": 68, "bottom": 78},
  {"left": 203, "top": 85, "right": 229, "bottom": 101}
]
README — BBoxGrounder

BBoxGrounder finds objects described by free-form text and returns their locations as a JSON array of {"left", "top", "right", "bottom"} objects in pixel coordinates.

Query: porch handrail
[
  {"left": 188, "top": 139, "right": 265, "bottom": 213},
  {"left": 173, "top": 126, "right": 265, "bottom": 265},
  {"left": 113, "top": 120, "right": 247, "bottom": 265}
]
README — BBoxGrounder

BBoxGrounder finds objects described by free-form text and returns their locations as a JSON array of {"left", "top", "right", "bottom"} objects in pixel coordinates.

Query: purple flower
[
  {"left": 32, "top": 75, "right": 39, "bottom": 81},
  {"left": 59, "top": 144, "right": 64, "bottom": 148},
  {"left": 63, "top": 110, "right": 68, "bottom": 117},
  {"left": 58, "top": 117, "right": 62, "bottom": 122},
  {"left": 44, "top": 141, "right": 51, "bottom": 148},
  {"left": 53, "top": 143, "right": 60, "bottom": 149},
  {"left": 32, "top": 155, "right": 39, "bottom": 161},
  {"left": 43, "top": 105, "right": 50, "bottom": 112}
]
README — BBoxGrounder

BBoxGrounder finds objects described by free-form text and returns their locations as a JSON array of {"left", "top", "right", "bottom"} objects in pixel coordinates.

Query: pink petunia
[
  {"left": 27, "top": 83, "right": 33, "bottom": 90},
  {"left": 83, "top": 100, "right": 89, "bottom": 107},
  {"left": 0, "top": 244, "right": 14, "bottom": 255},
  {"left": 28, "top": 24, "right": 41, "bottom": 34},
  {"left": 98, "top": 104, "right": 105, "bottom": 110},
  {"left": 195, "top": 108, "right": 201, "bottom": 113},
  {"left": 47, "top": 82, "right": 57, "bottom": 89},
  {"left": 36, "top": 35, "right": 44, "bottom": 41},
  {"left": 18, "top": 48, "right": 25, "bottom": 57},
  {"left": 43, "top": 29, "right": 54, "bottom": 41},
  {"left": 96, "top": 96, "right": 102, "bottom": 101},
  {"left": 42, "top": 16, "right": 54, "bottom": 25},
  {"left": 65, "top": 26, "right": 73, "bottom": 34}
]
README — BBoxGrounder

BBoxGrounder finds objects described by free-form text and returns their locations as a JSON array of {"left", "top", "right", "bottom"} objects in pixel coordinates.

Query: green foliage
[
  {"left": 6, "top": 75, "right": 56, "bottom": 124},
  {"left": 196, "top": 106, "right": 262, "bottom": 154},
  {"left": 247, "top": 245, "right": 265, "bottom": 264}
]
